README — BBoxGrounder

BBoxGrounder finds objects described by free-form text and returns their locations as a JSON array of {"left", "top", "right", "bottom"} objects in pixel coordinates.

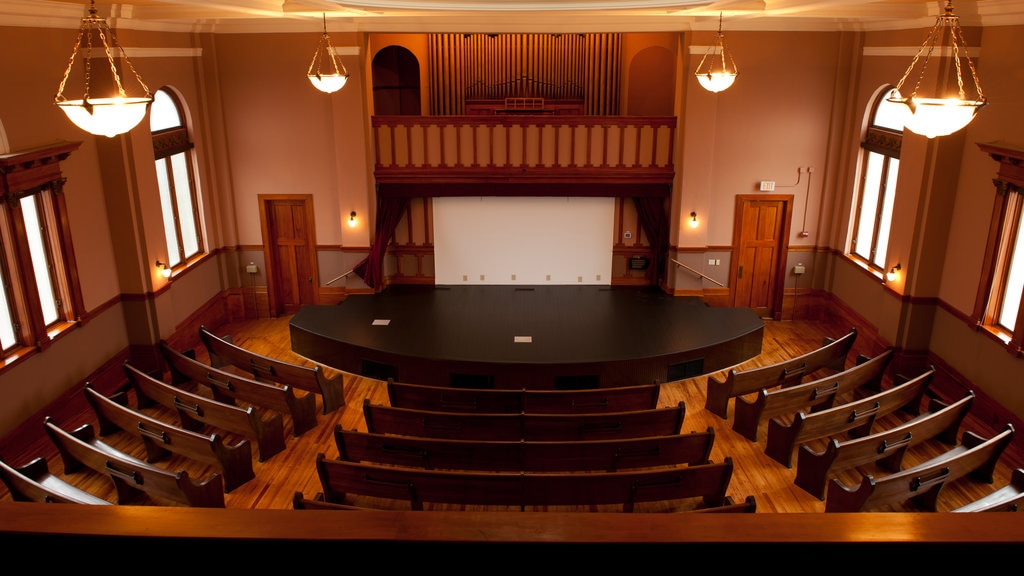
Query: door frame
[
  {"left": 258, "top": 194, "right": 320, "bottom": 317},
  {"left": 729, "top": 194, "right": 793, "bottom": 320}
]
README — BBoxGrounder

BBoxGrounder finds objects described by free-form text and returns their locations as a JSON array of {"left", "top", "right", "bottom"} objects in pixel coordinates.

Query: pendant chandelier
[
  {"left": 307, "top": 13, "right": 350, "bottom": 94},
  {"left": 695, "top": 13, "right": 738, "bottom": 93},
  {"left": 886, "top": 0, "right": 986, "bottom": 138},
  {"left": 54, "top": 0, "right": 153, "bottom": 138}
]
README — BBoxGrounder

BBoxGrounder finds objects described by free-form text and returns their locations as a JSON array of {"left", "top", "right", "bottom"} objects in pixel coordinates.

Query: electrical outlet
[
  {"left": 793, "top": 264, "right": 806, "bottom": 275},
  {"left": 245, "top": 263, "right": 258, "bottom": 274}
]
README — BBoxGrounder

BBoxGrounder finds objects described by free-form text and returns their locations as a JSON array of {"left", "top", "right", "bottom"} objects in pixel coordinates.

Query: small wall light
[
  {"left": 689, "top": 211, "right": 699, "bottom": 229},
  {"left": 348, "top": 211, "right": 357, "bottom": 228},
  {"left": 155, "top": 260, "right": 172, "bottom": 278},
  {"left": 886, "top": 263, "right": 902, "bottom": 283}
]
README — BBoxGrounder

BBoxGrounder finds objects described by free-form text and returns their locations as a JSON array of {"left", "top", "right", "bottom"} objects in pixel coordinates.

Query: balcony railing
[{"left": 371, "top": 115, "right": 676, "bottom": 187}]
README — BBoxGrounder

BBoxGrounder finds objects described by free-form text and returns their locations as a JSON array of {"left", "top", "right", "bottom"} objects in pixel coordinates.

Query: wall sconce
[
  {"left": 155, "top": 260, "right": 172, "bottom": 278},
  {"left": 307, "top": 13, "right": 350, "bottom": 94},
  {"left": 886, "top": 0, "right": 986, "bottom": 138},
  {"left": 348, "top": 211, "right": 357, "bottom": 228},
  {"left": 54, "top": 0, "right": 153, "bottom": 138},
  {"left": 695, "top": 12, "right": 738, "bottom": 93},
  {"left": 886, "top": 263, "right": 902, "bottom": 283},
  {"left": 689, "top": 211, "right": 699, "bottom": 228}
]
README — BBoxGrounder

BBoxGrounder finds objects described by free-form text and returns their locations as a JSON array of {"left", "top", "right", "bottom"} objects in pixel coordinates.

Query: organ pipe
[{"left": 428, "top": 33, "right": 620, "bottom": 115}]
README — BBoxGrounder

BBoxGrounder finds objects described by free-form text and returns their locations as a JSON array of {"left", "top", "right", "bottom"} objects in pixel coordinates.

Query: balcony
[{"left": 371, "top": 114, "right": 676, "bottom": 196}]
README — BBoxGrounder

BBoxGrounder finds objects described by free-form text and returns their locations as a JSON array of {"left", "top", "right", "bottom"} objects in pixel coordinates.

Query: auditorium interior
[{"left": 1, "top": 0, "right": 1024, "bottom": 553}]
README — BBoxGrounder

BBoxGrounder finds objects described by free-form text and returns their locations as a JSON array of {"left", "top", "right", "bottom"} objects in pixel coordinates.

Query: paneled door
[
  {"left": 259, "top": 195, "right": 319, "bottom": 316},
  {"left": 731, "top": 195, "right": 792, "bottom": 320}
]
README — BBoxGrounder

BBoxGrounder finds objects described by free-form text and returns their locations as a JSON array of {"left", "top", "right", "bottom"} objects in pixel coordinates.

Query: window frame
[
  {"left": 151, "top": 88, "right": 205, "bottom": 274},
  {"left": 0, "top": 141, "right": 84, "bottom": 368},
  {"left": 849, "top": 88, "right": 903, "bottom": 275},
  {"left": 973, "top": 142, "right": 1024, "bottom": 355}
]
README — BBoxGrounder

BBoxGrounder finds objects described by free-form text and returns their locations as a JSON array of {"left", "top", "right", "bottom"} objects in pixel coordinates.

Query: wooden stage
[{"left": 289, "top": 285, "right": 764, "bottom": 389}]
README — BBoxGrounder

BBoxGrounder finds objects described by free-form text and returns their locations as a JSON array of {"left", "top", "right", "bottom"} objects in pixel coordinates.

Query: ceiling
[{"left": 7, "top": 0, "right": 1024, "bottom": 34}]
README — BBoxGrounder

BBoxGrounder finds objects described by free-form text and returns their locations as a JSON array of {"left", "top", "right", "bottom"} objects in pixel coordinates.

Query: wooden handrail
[{"left": 671, "top": 258, "right": 726, "bottom": 287}]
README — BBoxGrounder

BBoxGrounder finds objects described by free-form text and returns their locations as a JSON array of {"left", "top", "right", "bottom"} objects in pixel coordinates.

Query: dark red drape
[
  {"left": 633, "top": 196, "right": 669, "bottom": 288},
  {"left": 353, "top": 196, "right": 409, "bottom": 292}
]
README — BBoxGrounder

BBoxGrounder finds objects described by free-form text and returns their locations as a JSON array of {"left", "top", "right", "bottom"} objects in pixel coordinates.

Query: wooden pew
[
  {"left": 688, "top": 494, "right": 757, "bottom": 513},
  {"left": 43, "top": 417, "right": 225, "bottom": 508},
  {"left": 363, "top": 400, "right": 686, "bottom": 441},
  {"left": 704, "top": 327, "right": 857, "bottom": 419},
  {"left": 952, "top": 468, "right": 1024, "bottom": 512},
  {"left": 386, "top": 379, "right": 660, "bottom": 414},
  {"left": 334, "top": 426, "right": 714, "bottom": 472},
  {"left": 84, "top": 384, "right": 255, "bottom": 492},
  {"left": 764, "top": 366, "right": 934, "bottom": 467},
  {"left": 292, "top": 491, "right": 370, "bottom": 510},
  {"left": 732, "top": 347, "right": 892, "bottom": 442},
  {"left": 794, "top": 392, "right": 974, "bottom": 500},
  {"left": 125, "top": 361, "right": 286, "bottom": 461},
  {"left": 315, "top": 454, "right": 734, "bottom": 512},
  {"left": 824, "top": 423, "right": 1015, "bottom": 513},
  {"left": 0, "top": 456, "right": 112, "bottom": 505},
  {"left": 200, "top": 325, "right": 346, "bottom": 414},
  {"left": 160, "top": 341, "right": 318, "bottom": 436}
]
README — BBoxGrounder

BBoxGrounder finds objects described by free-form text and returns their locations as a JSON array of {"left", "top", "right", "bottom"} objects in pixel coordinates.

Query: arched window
[
  {"left": 151, "top": 88, "right": 204, "bottom": 272},
  {"left": 849, "top": 87, "right": 905, "bottom": 273}
]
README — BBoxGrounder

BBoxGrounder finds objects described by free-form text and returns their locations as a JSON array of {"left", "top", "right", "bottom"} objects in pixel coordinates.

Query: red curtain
[
  {"left": 352, "top": 196, "right": 409, "bottom": 292},
  {"left": 633, "top": 196, "right": 668, "bottom": 288}
]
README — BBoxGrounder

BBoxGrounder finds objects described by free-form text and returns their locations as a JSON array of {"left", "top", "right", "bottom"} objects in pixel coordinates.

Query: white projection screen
[{"left": 433, "top": 196, "right": 614, "bottom": 285}]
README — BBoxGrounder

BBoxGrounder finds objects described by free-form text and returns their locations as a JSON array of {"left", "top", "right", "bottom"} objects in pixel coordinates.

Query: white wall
[{"left": 433, "top": 196, "right": 614, "bottom": 285}]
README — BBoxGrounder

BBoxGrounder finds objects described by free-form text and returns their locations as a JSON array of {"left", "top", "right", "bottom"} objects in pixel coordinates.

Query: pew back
[
  {"left": 160, "top": 341, "right": 318, "bottom": 436},
  {"left": 363, "top": 400, "right": 686, "bottom": 441},
  {"left": 200, "top": 326, "right": 346, "bottom": 413},
  {"left": 0, "top": 456, "right": 111, "bottom": 505},
  {"left": 316, "top": 454, "right": 733, "bottom": 512},
  {"left": 704, "top": 327, "right": 857, "bottom": 419},
  {"left": 794, "top": 393, "right": 974, "bottom": 500},
  {"left": 764, "top": 366, "right": 934, "bottom": 467},
  {"left": 84, "top": 385, "right": 255, "bottom": 492},
  {"left": 125, "top": 361, "right": 286, "bottom": 461},
  {"left": 824, "top": 424, "right": 1015, "bottom": 512},
  {"left": 43, "top": 417, "right": 225, "bottom": 508},
  {"left": 386, "top": 379, "right": 661, "bottom": 414},
  {"left": 732, "top": 348, "right": 892, "bottom": 442},
  {"left": 335, "top": 426, "right": 714, "bottom": 472}
]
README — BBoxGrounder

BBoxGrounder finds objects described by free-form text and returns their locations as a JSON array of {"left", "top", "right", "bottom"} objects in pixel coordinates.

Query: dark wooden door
[
  {"left": 731, "top": 195, "right": 792, "bottom": 319},
  {"left": 260, "top": 195, "right": 319, "bottom": 316}
]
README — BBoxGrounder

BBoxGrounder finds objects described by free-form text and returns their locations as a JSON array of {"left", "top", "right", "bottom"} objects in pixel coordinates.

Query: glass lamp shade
[
  {"left": 696, "top": 71, "right": 737, "bottom": 93},
  {"left": 886, "top": 90, "right": 984, "bottom": 139},
  {"left": 308, "top": 73, "right": 349, "bottom": 94},
  {"left": 57, "top": 96, "right": 152, "bottom": 138}
]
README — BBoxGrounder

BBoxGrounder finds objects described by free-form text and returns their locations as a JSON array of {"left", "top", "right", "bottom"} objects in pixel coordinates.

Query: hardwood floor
[{"left": 2, "top": 313, "right": 1022, "bottom": 513}]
